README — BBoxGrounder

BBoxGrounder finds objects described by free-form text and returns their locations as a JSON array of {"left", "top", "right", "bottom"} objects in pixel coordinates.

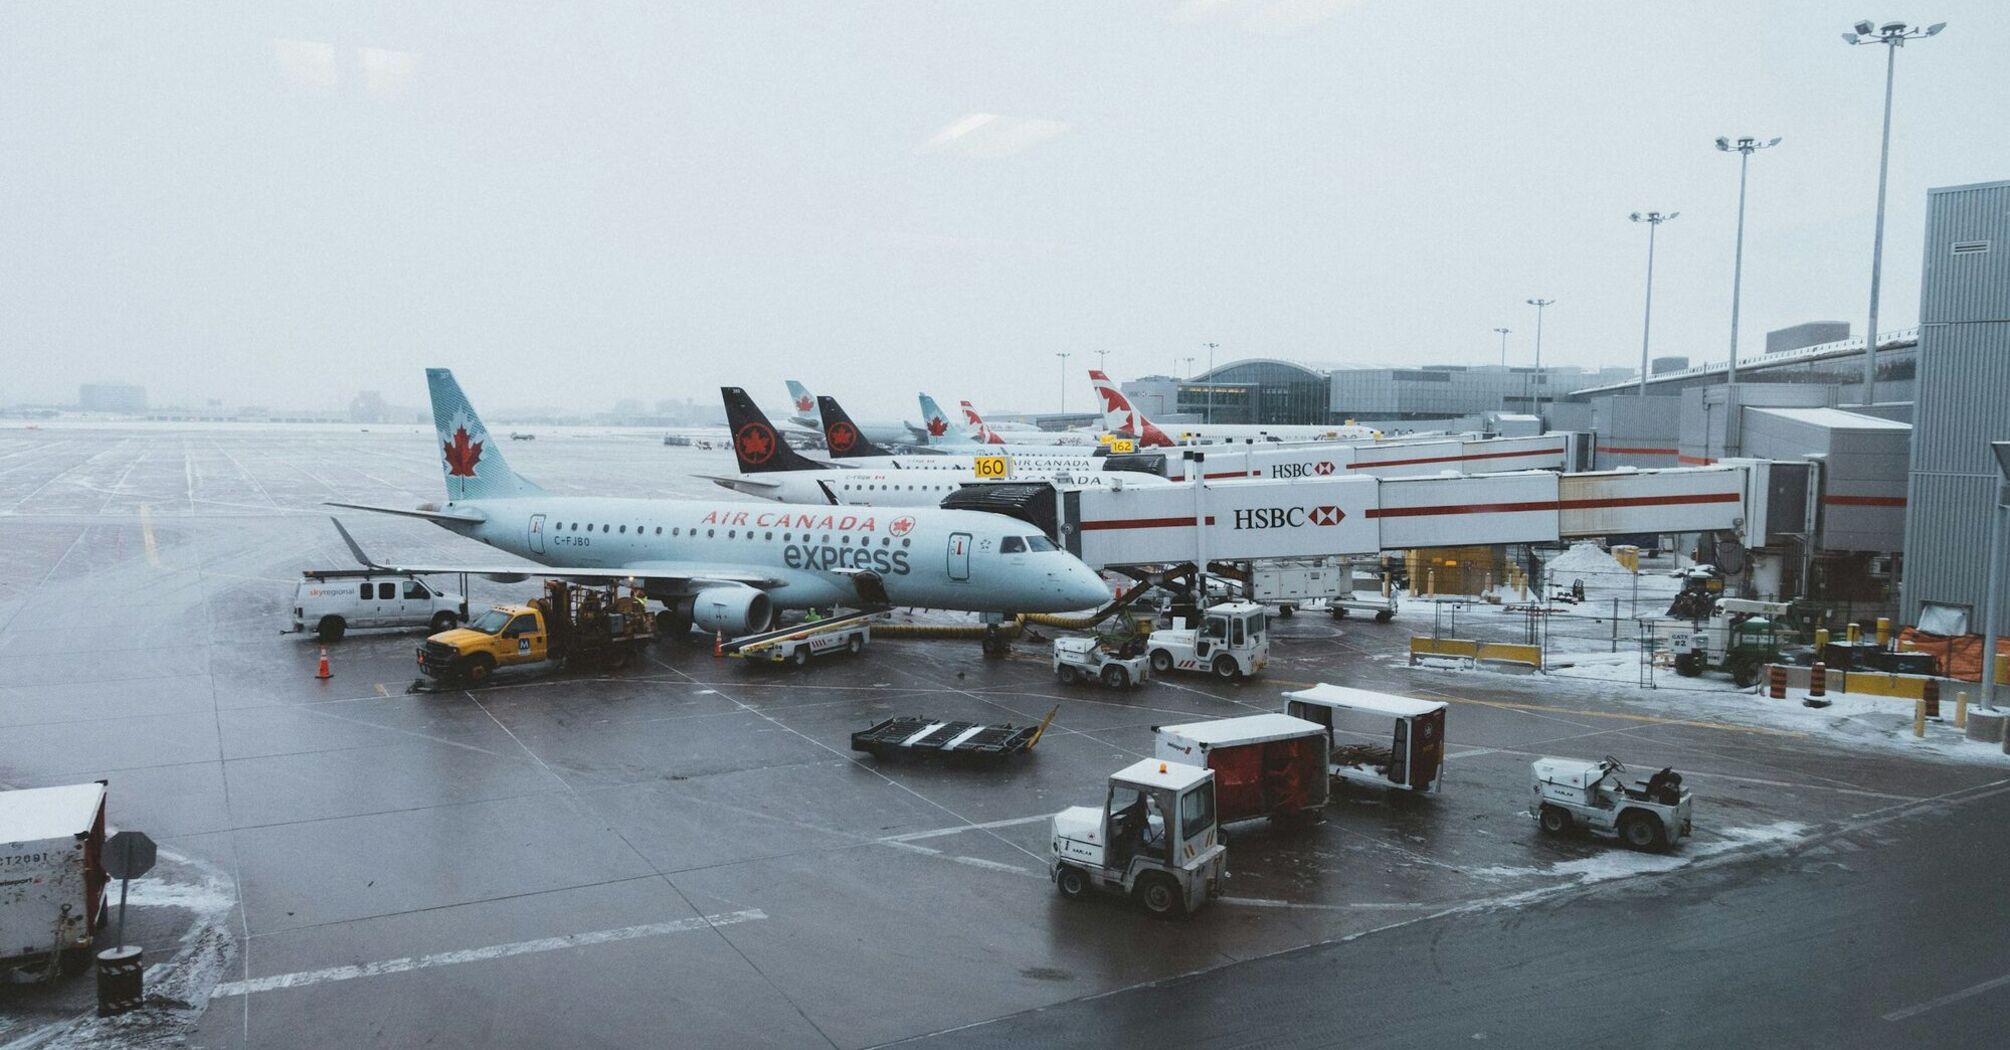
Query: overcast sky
[{"left": 3, "top": 1, "right": 2005, "bottom": 418}]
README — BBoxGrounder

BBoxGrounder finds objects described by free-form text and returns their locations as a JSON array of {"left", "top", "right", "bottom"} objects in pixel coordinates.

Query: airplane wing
[
  {"left": 697, "top": 474, "right": 782, "bottom": 490},
  {"left": 327, "top": 517, "right": 783, "bottom": 588},
  {"left": 326, "top": 500, "right": 487, "bottom": 523}
]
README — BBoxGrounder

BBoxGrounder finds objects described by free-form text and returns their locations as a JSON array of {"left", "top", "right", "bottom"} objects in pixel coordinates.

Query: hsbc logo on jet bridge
[
  {"left": 1269, "top": 461, "right": 1337, "bottom": 479},
  {"left": 1233, "top": 506, "right": 1346, "bottom": 530}
]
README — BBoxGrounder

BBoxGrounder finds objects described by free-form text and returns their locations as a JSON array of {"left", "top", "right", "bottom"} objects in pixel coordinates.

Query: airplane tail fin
[
  {"left": 785, "top": 380, "right": 818, "bottom": 422},
  {"left": 425, "top": 368, "right": 541, "bottom": 502},
  {"left": 959, "top": 399, "right": 1004, "bottom": 445},
  {"left": 817, "top": 395, "right": 895, "bottom": 457},
  {"left": 917, "top": 393, "right": 966, "bottom": 444},
  {"left": 1088, "top": 370, "right": 1171, "bottom": 448},
  {"left": 721, "top": 387, "right": 827, "bottom": 473}
]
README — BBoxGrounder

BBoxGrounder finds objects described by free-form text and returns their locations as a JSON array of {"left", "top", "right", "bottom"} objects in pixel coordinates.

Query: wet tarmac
[{"left": 2, "top": 424, "right": 2005, "bottom": 1048}]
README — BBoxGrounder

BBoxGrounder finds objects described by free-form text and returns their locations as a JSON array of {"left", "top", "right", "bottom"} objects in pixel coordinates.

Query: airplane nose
[{"left": 1061, "top": 562, "right": 1113, "bottom": 610}]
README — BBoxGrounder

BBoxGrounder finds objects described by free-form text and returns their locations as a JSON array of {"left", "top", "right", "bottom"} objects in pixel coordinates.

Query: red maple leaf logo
[
  {"left": 828, "top": 421, "right": 858, "bottom": 452},
  {"left": 927, "top": 416, "right": 948, "bottom": 437},
  {"left": 735, "top": 423, "right": 776, "bottom": 465},
  {"left": 443, "top": 426, "right": 483, "bottom": 478},
  {"left": 795, "top": 395, "right": 814, "bottom": 413},
  {"left": 889, "top": 516, "right": 915, "bottom": 537}
]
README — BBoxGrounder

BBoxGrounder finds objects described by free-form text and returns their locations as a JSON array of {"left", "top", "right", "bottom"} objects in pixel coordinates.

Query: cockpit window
[
  {"left": 999, "top": 536, "right": 1025, "bottom": 554},
  {"left": 1025, "top": 534, "right": 1056, "bottom": 552}
]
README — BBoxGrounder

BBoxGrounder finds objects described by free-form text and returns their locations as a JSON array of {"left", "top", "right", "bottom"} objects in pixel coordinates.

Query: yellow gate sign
[
  {"left": 973, "top": 456, "right": 1009, "bottom": 478},
  {"left": 1107, "top": 439, "right": 1136, "bottom": 454}
]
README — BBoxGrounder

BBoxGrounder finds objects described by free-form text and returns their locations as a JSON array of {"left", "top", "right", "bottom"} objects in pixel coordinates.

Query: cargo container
[
  {"left": 1, "top": 782, "right": 108, "bottom": 974},
  {"left": 1151, "top": 714, "right": 1329, "bottom": 824},
  {"left": 1283, "top": 684, "right": 1448, "bottom": 793}
]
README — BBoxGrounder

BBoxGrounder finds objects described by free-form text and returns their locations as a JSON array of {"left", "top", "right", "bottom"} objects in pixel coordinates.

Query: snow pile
[{"left": 1545, "top": 541, "right": 1629, "bottom": 578}]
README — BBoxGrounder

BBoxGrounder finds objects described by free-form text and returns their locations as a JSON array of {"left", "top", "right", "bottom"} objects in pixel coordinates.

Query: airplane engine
[
  {"left": 686, "top": 587, "right": 773, "bottom": 636},
  {"left": 482, "top": 572, "right": 530, "bottom": 583}
]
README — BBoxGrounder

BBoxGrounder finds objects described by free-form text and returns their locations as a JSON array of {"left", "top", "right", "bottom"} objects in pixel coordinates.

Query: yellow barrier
[
  {"left": 1409, "top": 636, "right": 1480, "bottom": 663},
  {"left": 1998, "top": 653, "right": 2008, "bottom": 686},
  {"left": 1478, "top": 642, "right": 1543, "bottom": 670},
  {"left": 1837, "top": 671, "right": 1931, "bottom": 700}
]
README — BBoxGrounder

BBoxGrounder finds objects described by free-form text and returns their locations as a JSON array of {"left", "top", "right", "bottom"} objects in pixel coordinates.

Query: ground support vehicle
[
  {"left": 1319, "top": 590, "right": 1398, "bottom": 623},
  {"left": 1053, "top": 636, "right": 1149, "bottom": 689},
  {"left": 290, "top": 569, "right": 465, "bottom": 642},
  {"left": 1152, "top": 714, "right": 1328, "bottom": 824},
  {"left": 1670, "top": 597, "right": 1791, "bottom": 686},
  {"left": 1051, "top": 759, "right": 1227, "bottom": 918},
  {"left": 417, "top": 580, "right": 654, "bottom": 684},
  {"left": 851, "top": 707, "right": 1057, "bottom": 762},
  {"left": 1284, "top": 684, "right": 1448, "bottom": 794},
  {"left": 1147, "top": 601, "right": 1269, "bottom": 680},
  {"left": 0, "top": 782, "right": 107, "bottom": 977},
  {"left": 1530, "top": 756, "right": 1692, "bottom": 852},
  {"left": 725, "top": 611, "right": 878, "bottom": 667}
]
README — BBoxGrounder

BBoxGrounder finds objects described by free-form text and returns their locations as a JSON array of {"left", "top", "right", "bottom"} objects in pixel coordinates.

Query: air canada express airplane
[{"left": 327, "top": 370, "right": 1113, "bottom": 637}]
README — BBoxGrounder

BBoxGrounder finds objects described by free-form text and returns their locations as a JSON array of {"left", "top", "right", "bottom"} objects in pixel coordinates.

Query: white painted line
[
  {"left": 1218, "top": 897, "right": 1429, "bottom": 912},
  {"left": 950, "top": 855, "right": 1037, "bottom": 877},
  {"left": 1882, "top": 969, "right": 2010, "bottom": 1022},
  {"left": 881, "top": 813, "right": 1053, "bottom": 843},
  {"left": 210, "top": 909, "right": 766, "bottom": 998}
]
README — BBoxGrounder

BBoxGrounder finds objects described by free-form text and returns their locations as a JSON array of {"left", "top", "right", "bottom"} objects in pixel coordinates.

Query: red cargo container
[{"left": 1152, "top": 714, "right": 1329, "bottom": 824}]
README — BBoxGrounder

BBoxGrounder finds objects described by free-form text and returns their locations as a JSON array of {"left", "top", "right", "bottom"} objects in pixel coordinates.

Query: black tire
[
  {"left": 1213, "top": 655, "right": 1239, "bottom": 680},
  {"left": 1058, "top": 665, "right": 1080, "bottom": 685},
  {"left": 1102, "top": 665, "right": 1128, "bottom": 689},
  {"left": 1278, "top": 604, "right": 1294, "bottom": 619},
  {"left": 463, "top": 654, "right": 495, "bottom": 685},
  {"left": 429, "top": 611, "right": 458, "bottom": 633},
  {"left": 847, "top": 635, "right": 865, "bottom": 656},
  {"left": 1675, "top": 652, "right": 1703, "bottom": 677},
  {"left": 1134, "top": 873, "right": 1186, "bottom": 918},
  {"left": 1538, "top": 804, "right": 1571, "bottom": 837},
  {"left": 793, "top": 646, "right": 811, "bottom": 668},
  {"left": 1056, "top": 865, "right": 1090, "bottom": 900},
  {"left": 1149, "top": 649, "right": 1173, "bottom": 673},
  {"left": 59, "top": 946, "right": 90, "bottom": 977},
  {"left": 316, "top": 616, "right": 346, "bottom": 643},
  {"left": 1619, "top": 810, "right": 1668, "bottom": 852},
  {"left": 1732, "top": 660, "right": 1761, "bottom": 689},
  {"left": 1374, "top": 610, "right": 1394, "bottom": 624},
  {"left": 1331, "top": 605, "right": 1349, "bottom": 620}
]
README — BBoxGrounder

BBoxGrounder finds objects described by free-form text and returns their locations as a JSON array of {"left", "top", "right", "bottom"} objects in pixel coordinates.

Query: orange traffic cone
[
  {"left": 315, "top": 647, "right": 333, "bottom": 680},
  {"left": 713, "top": 630, "right": 725, "bottom": 657}
]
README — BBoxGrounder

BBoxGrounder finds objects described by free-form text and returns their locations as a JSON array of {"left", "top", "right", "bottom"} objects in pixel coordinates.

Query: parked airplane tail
[
  {"left": 957, "top": 400, "right": 1005, "bottom": 445},
  {"left": 917, "top": 393, "right": 970, "bottom": 443},
  {"left": 721, "top": 387, "right": 828, "bottom": 473},
  {"left": 817, "top": 395, "right": 897, "bottom": 457},
  {"left": 784, "top": 380, "right": 818, "bottom": 421},
  {"left": 1087, "top": 370, "right": 1172, "bottom": 447},
  {"left": 425, "top": 368, "right": 543, "bottom": 502}
]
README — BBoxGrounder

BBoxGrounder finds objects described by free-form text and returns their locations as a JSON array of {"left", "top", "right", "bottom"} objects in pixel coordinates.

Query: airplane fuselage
[{"left": 438, "top": 495, "right": 1110, "bottom": 613}]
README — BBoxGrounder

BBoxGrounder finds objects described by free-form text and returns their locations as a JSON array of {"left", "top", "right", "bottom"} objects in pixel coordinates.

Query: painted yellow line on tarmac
[
  {"left": 140, "top": 503, "right": 159, "bottom": 568},
  {"left": 1267, "top": 678, "right": 1804, "bottom": 739}
]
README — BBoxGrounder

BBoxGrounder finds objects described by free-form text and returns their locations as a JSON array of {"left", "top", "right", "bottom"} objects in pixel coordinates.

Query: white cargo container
[{"left": 1, "top": 782, "right": 108, "bottom": 973}]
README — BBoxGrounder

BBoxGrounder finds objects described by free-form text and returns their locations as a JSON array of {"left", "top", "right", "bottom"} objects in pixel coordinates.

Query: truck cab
[
  {"left": 1147, "top": 600, "right": 1269, "bottom": 680},
  {"left": 291, "top": 571, "right": 465, "bottom": 642},
  {"left": 1051, "top": 759, "right": 1227, "bottom": 917}
]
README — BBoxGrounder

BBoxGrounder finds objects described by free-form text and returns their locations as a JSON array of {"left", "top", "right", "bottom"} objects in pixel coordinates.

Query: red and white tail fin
[
  {"left": 1088, "top": 370, "right": 1171, "bottom": 447},
  {"left": 958, "top": 400, "right": 1005, "bottom": 445}
]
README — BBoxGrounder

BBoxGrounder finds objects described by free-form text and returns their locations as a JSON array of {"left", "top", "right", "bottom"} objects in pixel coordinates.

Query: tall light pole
[
  {"left": 1843, "top": 18, "right": 1946, "bottom": 405},
  {"left": 1716, "top": 136, "right": 1782, "bottom": 402},
  {"left": 1203, "top": 342, "right": 1218, "bottom": 424},
  {"left": 1096, "top": 349, "right": 1109, "bottom": 374},
  {"left": 1055, "top": 352, "right": 1071, "bottom": 414},
  {"left": 1525, "top": 299, "right": 1554, "bottom": 420},
  {"left": 1493, "top": 327, "right": 1511, "bottom": 411},
  {"left": 1629, "top": 212, "right": 1678, "bottom": 396}
]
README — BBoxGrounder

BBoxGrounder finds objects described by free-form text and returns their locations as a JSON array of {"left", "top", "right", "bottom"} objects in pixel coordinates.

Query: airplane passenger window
[
  {"left": 707, "top": 529, "right": 714, "bottom": 537},
  {"left": 655, "top": 527, "right": 662, "bottom": 534},
  {"left": 901, "top": 538, "right": 911, "bottom": 547},
  {"left": 619, "top": 525, "right": 627, "bottom": 533},
  {"left": 999, "top": 536, "right": 1025, "bottom": 553},
  {"left": 727, "top": 530, "right": 735, "bottom": 538},
  {"left": 765, "top": 531, "right": 772, "bottom": 540}
]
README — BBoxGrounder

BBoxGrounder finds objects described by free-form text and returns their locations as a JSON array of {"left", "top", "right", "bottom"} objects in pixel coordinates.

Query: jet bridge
[{"left": 944, "top": 465, "right": 1756, "bottom": 570}]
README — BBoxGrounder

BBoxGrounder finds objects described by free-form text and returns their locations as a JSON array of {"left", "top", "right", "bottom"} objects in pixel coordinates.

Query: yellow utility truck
[{"left": 418, "top": 581, "right": 654, "bottom": 683}]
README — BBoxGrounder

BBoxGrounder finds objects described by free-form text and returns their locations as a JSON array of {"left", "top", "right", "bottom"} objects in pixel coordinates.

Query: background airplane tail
[
  {"left": 917, "top": 393, "right": 969, "bottom": 443},
  {"left": 784, "top": 380, "right": 818, "bottom": 421},
  {"left": 1088, "top": 370, "right": 1171, "bottom": 447},
  {"left": 721, "top": 387, "right": 827, "bottom": 473},
  {"left": 425, "top": 368, "right": 541, "bottom": 502},
  {"left": 817, "top": 396, "right": 895, "bottom": 457},
  {"left": 957, "top": 400, "right": 1003, "bottom": 444}
]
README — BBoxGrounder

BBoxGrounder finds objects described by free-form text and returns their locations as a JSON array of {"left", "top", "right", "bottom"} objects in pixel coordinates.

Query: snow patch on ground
[{"left": 1469, "top": 821, "right": 1809, "bottom": 884}]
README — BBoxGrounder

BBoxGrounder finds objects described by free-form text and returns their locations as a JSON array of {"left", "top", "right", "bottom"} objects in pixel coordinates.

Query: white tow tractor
[
  {"left": 1051, "top": 759, "right": 1227, "bottom": 917},
  {"left": 1053, "top": 636, "right": 1149, "bottom": 689},
  {"left": 1530, "top": 756, "right": 1692, "bottom": 852},
  {"left": 1147, "top": 600, "right": 1269, "bottom": 680}
]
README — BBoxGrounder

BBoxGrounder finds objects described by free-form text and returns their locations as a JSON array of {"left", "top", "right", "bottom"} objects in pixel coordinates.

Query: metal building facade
[{"left": 1901, "top": 179, "right": 2010, "bottom": 629}]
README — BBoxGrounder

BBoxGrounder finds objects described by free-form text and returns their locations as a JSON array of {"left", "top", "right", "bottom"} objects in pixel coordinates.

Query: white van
[{"left": 290, "top": 572, "right": 466, "bottom": 642}]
